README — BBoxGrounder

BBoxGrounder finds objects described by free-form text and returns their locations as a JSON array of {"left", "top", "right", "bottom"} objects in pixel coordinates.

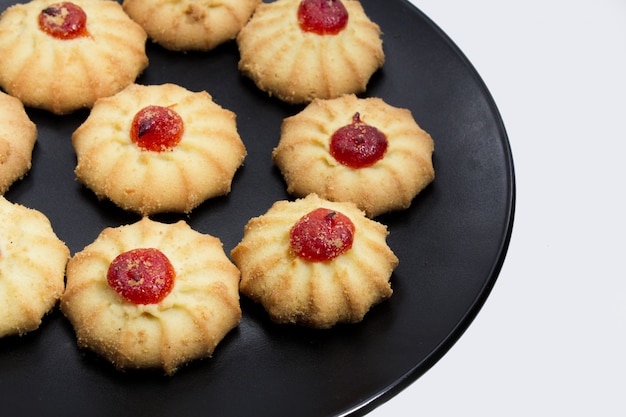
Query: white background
[{"left": 370, "top": 0, "right": 626, "bottom": 416}]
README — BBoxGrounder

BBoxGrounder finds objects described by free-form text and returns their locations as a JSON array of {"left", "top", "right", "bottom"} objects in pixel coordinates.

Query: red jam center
[
  {"left": 289, "top": 207, "right": 355, "bottom": 262},
  {"left": 130, "top": 105, "right": 185, "bottom": 152},
  {"left": 107, "top": 248, "right": 175, "bottom": 305},
  {"left": 297, "top": 0, "right": 348, "bottom": 35},
  {"left": 38, "top": 2, "right": 89, "bottom": 40},
  {"left": 329, "top": 112, "right": 388, "bottom": 168}
]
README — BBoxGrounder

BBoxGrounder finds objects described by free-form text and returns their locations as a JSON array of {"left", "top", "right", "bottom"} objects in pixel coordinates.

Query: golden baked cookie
[
  {"left": 123, "top": 0, "right": 260, "bottom": 51},
  {"left": 273, "top": 94, "right": 435, "bottom": 217},
  {"left": 73, "top": 83, "right": 247, "bottom": 216},
  {"left": 0, "top": 196, "right": 69, "bottom": 338},
  {"left": 0, "top": 91, "right": 37, "bottom": 195},
  {"left": 231, "top": 193, "right": 398, "bottom": 329},
  {"left": 0, "top": 0, "right": 148, "bottom": 114},
  {"left": 61, "top": 217, "right": 242, "bottom": 374},
  {"left": 237, "top": 0, "right": 384, "bottom": 104}
]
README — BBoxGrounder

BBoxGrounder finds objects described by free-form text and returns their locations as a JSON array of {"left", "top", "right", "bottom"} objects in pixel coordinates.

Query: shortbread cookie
[
  {"left": 0, "top": 91, "right": 37, "bottom": 194},
  {"left": 231, "top": 193, "right": 398, "bottom": 329},
  {"left": 123, "top": 0, "right": 260, "bottom": 51},
  {"left": 0, "top": 0, "right": 148, "bottom": 114},
  {"left": 61, "top": 217, "right": 242, "bottom": 374},
  {"left": 273, "top": 94, "right": 435, "bottom": 217},
  {"left": 0, "top": 196, "right": 69, "bottom": 338},
  {"left": 237, "top": 0, "right": 384, "bottom": 104},
  {"left": 73, "top": 83, "right": 246, "bottom": 216}
]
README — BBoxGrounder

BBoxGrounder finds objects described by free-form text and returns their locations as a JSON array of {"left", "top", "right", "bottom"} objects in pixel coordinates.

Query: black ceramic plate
[{"left": 0, "top": 0, "right": 514, "bottom": 416}]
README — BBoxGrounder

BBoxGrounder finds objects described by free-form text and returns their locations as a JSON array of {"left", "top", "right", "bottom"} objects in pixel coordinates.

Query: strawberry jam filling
[
  {"left": 130, "top": 105, "right": 185, "bottom": 152},
  {"left": 297, "top": 0, "right": 348, "bottom": 35},
  {"left": 290, "top": 207, "right": 355, "bottom": 262},
  {"left": 329, "top": 112, "right": 388, "bottom": 168},
  {"left": 107, "top": 248, "right": 175, "bottom": 305},
  {"left": 38, "top": 2, "right": 89, "bottom": 40}
]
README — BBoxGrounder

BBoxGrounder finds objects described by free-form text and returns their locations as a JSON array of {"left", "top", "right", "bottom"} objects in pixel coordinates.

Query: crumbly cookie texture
[
  {"left": 72, "top": 83, "right": 246, "bottom": 216},
  {"left": 123, "top": 0, "right": 260, "bottom": 51},
  {"left": 231, "top": 193, "right": 398, "bottom": 329},
  {"left": 0, "top": 91, "right": 37, "bottom": 195},
  {"left": 237, "top": 0, "right": 384, "bottom": 104},
  {"left": 61, "top": 217, "right": 242, "bottom": 375},
  {"left": 0, "top": 0, "right": 148, "bottom": 114},
  {"left": 273, "top": 94, "right": 435, "bottom": 217},
  {"left": 0, "top": 196, "right": 69, "bottom": 338}
]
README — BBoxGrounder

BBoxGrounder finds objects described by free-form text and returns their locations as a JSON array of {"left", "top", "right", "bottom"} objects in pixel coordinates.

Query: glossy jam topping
[
  {"left": 297, "top": 0, "right": 348, "bottom": 35},
  {"left": 107, "top": 248, "right": 175, "bottom": 304},
  {"left": 329, "top": 112, "right": 388, "bottom": 168},
  {"left": 290, "top": 207, "right": 355, "bottom": 262},
  {"left": 130, "top": 105, "right": 185, "bottom": 152},
  {"left": 38, "top": 2, "right": 89, "bottom": 40}
]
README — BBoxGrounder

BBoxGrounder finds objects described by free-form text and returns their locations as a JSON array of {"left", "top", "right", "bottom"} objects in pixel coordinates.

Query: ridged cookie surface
[
  {"left": 123, "top": 0, "right": 260, "bottom": 51},
  {"left": 273, "top": 94, "right": 435, "bottom": 217},
  {"left": 73, "top": 83, "right": 247, "bottom": 216},
  {"left": 237, "top": 0, "right": 384, "bottom": 104},
  {"left": 231, "top": 193, "right": 398, "bottom": 329},
  {"left": 61, "top": 217, "right": 242, "bottom": 374},
  {"left": 0, "top": 196, "right": 69, "bottom": 337},
  {"left": 0, "top": 91, "right": 37, "bottom": 195},
  {"left": 0, "top": 0, "right": 148, "bottom": 114}
]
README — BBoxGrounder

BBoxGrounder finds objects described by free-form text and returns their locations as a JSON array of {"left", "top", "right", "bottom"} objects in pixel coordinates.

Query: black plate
[{"left": 0, "top": 0, "right": 514, "bottom": 416}]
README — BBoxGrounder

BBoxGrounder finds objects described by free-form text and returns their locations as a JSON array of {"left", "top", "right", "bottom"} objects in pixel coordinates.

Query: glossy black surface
[{"left": 0, "top": 0, "right": 514, "bottom": 416}]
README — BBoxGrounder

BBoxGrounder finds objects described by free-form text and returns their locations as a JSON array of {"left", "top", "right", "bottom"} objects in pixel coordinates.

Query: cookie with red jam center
[
  {"left": 231, "top": 194, "right": 398, "bottom": 329},
  {"left": 273, "top": 94, "right": 435, "bottom": 217},
  {"left": 237, "top": 0, "right": 384, "bottom": 104},
  {"left": 72, "top": 83, "right": 246, "bottom": 216},
  {"left": 0, "top": 0, "right": 148, "bottom": 114},
  {"left": 61, "top": 217, "right": 242, "bottom": 374}
]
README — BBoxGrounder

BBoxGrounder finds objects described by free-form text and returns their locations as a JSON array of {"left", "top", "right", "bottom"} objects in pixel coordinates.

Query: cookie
[
  {"left": 0, "top": 196, "right": 69, "bottom": 338},
  {"left": 237, "top": 0, "right": 384, "bottom": 104},
  {"left": 0, "top": 0, "right": 148, "bottom": 114},
  {"left": 61, "top": 217, "right": 242, "bottom": 374},
  {"left": 231, "top": 193, "right": 398, "bottom": 329},
  {"left": 0, "top": 91, "right": 37, "bottom": 195},
  {"left": 123, "top": 0, "right": 260, "bottom": 51},
  {"left": 273, "top": 94, "right": 435, "bottom": 217},
  {"left": 72, "top": 83, "right": 247, "bottom": 216}
]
